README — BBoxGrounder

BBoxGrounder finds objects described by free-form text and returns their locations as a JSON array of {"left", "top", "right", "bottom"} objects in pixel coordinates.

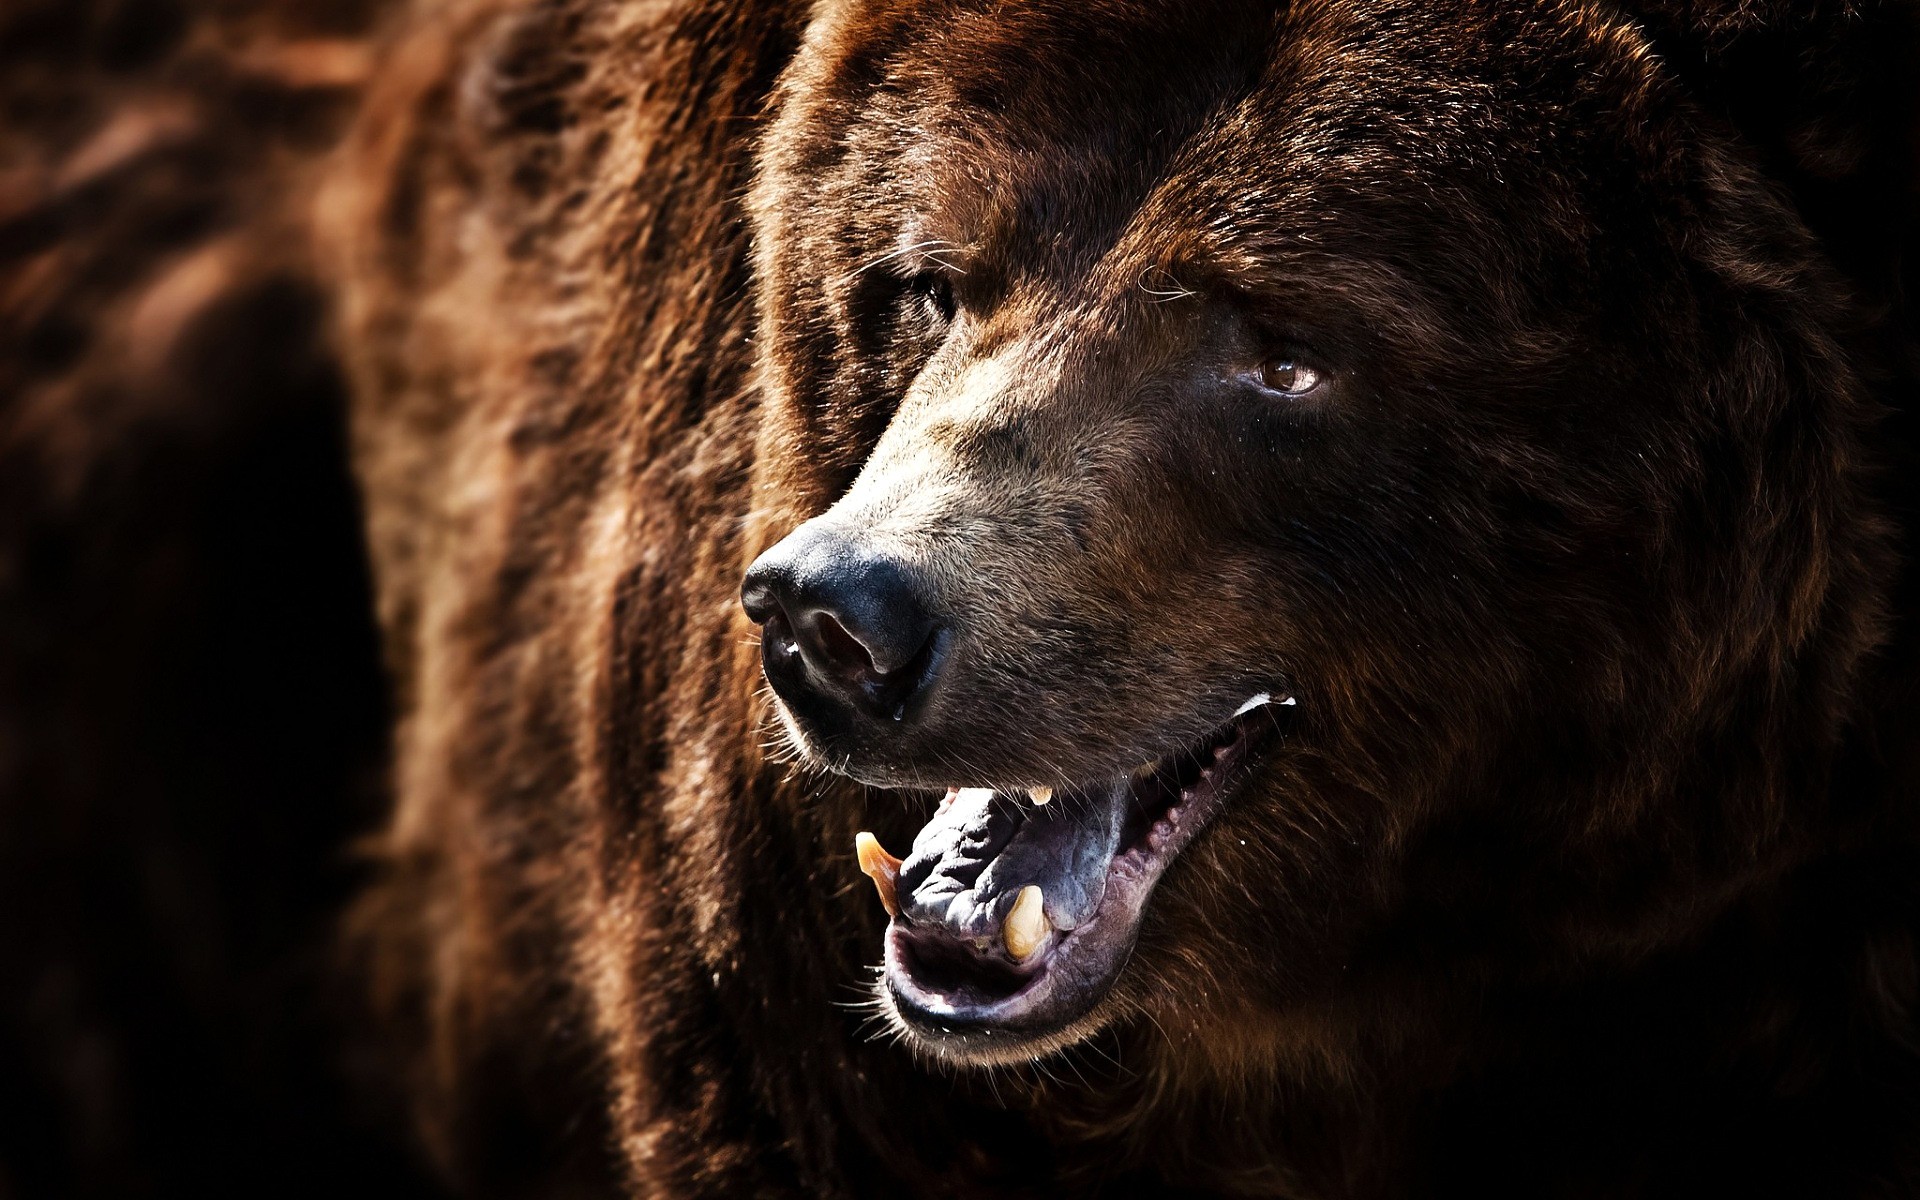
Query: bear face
[{"left": 741, "top": 0, "right": 1883, "bottom": 1065}]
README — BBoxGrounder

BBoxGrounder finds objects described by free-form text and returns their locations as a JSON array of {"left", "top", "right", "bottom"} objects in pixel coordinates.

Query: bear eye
[
  {"left": 908, "top": 272, "right": 957, "bottom": 324},
  {"left": 1257, "top": 357, "right": 1323, "bottom": 397}
]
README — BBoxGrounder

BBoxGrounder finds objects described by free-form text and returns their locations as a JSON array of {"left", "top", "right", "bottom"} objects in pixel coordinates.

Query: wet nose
[{"left": 741, "top": 524, "right": 942, "bottom": 721}]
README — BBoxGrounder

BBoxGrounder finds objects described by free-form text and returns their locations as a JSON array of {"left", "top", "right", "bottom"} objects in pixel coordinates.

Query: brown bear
[
  {"left": 15, "top": 0, "right": 1912, "bottom": 1194},
  {"left": 311, "top": 0, "right": 1920, "bottom": 1194}
]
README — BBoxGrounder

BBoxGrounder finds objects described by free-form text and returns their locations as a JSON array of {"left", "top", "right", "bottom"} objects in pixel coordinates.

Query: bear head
[{"left": 739, "top": 0, "right": 1887, "bottom": 1068}]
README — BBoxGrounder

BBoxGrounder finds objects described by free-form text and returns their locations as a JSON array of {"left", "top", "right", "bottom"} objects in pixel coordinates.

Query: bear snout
[{"left": 743, "top": 521, "right": 947, "bottom": 733}]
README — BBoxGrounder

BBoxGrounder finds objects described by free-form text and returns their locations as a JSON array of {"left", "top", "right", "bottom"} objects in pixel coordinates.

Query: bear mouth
[{"left": 861, "top": 694, "right": 1292, "bottom": 1062}]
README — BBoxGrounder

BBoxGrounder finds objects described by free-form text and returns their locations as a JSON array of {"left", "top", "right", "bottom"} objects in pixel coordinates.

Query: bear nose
[{"left": 741, "top": 524, "right": 942, "bottom": 721}]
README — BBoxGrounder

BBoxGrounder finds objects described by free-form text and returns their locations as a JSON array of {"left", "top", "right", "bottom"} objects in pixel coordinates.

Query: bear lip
[{"left": 877, "top": 697, "right": 1289, "bottom": 1058}]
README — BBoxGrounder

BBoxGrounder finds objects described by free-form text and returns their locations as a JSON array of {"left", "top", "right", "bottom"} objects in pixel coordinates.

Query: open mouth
[{"left": 856, "top": 693, "right": 1292, "bottom": 1060}]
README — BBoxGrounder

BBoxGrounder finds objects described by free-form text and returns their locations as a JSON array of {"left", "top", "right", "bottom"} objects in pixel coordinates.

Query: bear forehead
[
  {"left": 796, "top": 1, "right": 1664, "bottom": 167},
  {"left": 776, "top": 0, "right": 1672, "bottom": 290}
]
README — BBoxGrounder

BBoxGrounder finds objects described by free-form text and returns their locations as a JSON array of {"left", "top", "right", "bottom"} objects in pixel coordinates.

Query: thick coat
[
  {"left": 322, "top": 1, "right": 1920, "bottom": 1195},
  {"left": 4, "top": 0, "right": 1918, "bottom": 1196}
]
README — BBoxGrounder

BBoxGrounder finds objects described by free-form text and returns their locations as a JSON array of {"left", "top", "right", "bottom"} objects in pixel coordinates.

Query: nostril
[
  {"left": 762, "top": 609, "right": 802, "bottom": 661},
  {"left": 810, "top": 611, "right": 875, "bottom": 676}
]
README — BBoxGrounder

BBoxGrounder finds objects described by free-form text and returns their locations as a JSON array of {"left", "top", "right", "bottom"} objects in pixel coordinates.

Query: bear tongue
[{"left": 896, "top": 782, "right": 1127, "bottom": 941}]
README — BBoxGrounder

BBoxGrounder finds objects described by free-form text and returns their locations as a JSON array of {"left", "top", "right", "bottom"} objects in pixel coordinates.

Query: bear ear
[{"left": 1617, "top": 0, "right": 1919, "bottom": 306}]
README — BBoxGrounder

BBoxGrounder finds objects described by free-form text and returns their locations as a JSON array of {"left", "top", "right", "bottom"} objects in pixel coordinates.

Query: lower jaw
[{"left": 874, "top": 705, "right": 1282, "bottom": 1062}]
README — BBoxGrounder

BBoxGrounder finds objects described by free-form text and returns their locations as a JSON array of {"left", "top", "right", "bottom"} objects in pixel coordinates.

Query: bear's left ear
[{"left": 1618, "top": 0, "right": 1919, "bottom": 310}]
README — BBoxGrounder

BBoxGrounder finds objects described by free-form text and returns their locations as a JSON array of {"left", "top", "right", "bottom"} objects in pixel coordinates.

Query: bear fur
[
  {"left": 4, "top": 0, "right": 1920, "bottom": 1196},
  {"left": 319, "top": 0, "right": 1920, "bottom": 1195}
]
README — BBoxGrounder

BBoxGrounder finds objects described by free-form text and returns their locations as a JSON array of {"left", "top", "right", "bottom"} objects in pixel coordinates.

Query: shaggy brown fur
[
  {"left": 7, "top": 0, "right": 1920, "bottom": 1196},
  {"left": 319, "top": 0, "right": 1920, "bottom": 1194}
]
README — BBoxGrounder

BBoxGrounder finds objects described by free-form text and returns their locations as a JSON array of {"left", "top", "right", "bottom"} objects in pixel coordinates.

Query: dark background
[{"left": 0, "top": 0, "right": 438, "bottom": 1193}]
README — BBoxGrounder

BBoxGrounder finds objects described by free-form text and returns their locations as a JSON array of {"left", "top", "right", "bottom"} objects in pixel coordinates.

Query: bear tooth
[
  {"left": 1029, "top": 786, "right": 1053, "bottom": 805},
  {"left": 1004, "top": 885, "right": 1049, "bottom": 961},
  {"left": 1232, "top": 692, "right": 1271, "bottom": 718},
  {"left": 854, "top": 832, "right": 902, "bottom": 919}
]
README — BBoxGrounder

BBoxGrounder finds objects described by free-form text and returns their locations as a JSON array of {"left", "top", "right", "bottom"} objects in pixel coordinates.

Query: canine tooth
[
  {"left": 854, "top": 832, "right": 903, "bottom": 918},
  {"left": 1028, "top": 786, "right": 1053, "bottom": 806},
  {"left": 940, "top": 787, "right": 959, "bottom": 810},
  {"left": 1232, "top": 692, "right": 1271, "bottom": 718},
  {"left": 1280, "top": 696, "right": 1297, "bottom": 706},
  {"left": 1004, "top": 885, "right": 1049, "bottom": 960}
]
